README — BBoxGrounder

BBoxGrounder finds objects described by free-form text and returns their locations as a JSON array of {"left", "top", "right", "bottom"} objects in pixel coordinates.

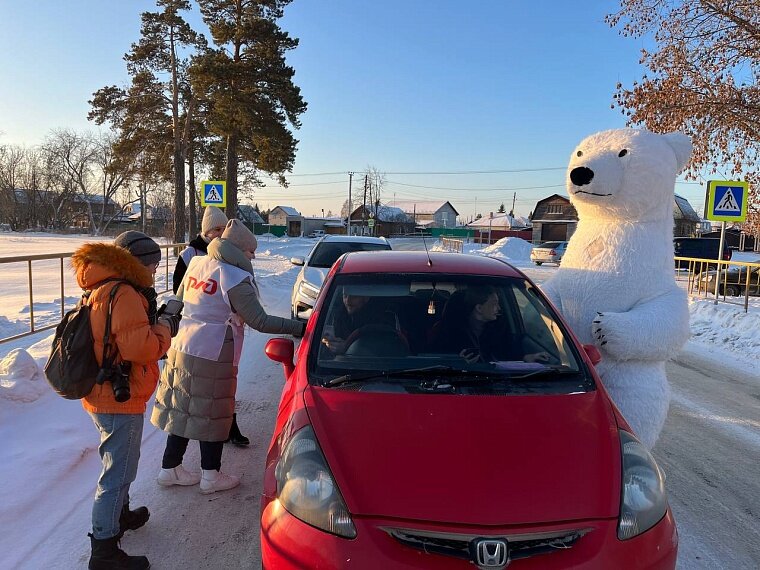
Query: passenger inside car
[{"left": 430, "top": 286, "right": 551, "bottom": 364}]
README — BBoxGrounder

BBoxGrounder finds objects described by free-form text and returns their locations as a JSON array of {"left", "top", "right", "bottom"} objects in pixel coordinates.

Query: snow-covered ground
[{"left": 0, "top": 232, "right": 758, "bottom": 568}]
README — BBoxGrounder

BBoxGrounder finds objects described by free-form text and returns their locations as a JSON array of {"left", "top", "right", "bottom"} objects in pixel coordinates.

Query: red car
[{"left": 262, "top": 251, "right": 677, "bottom": 569}]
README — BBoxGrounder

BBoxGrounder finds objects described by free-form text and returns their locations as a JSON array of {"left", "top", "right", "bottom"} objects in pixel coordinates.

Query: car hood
[
  {"left": 306, "top": 387, "right": 621, "bottom": 525},
  {"left": 303, "top": 266, "right": 329, "bottom": 289}
]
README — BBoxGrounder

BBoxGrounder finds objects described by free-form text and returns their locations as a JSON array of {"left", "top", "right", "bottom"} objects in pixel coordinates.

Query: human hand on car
[
  {"left": 321, "top": 332, "right": 348, "bottom": 355},
  {"left": 524, "top": 351, "right": 551, "bottom": 363},
  {"left": 459, "top": 348, "right": 480, "bottom": 364}
]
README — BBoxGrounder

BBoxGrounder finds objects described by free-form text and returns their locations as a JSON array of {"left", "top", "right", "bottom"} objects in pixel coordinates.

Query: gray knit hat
[
  {"left": 114, "top": 231, "right": 161, "bottom": 266},
  {"left": 221, "top": 219, "right": 258, "bottom": 253},
  {"left": 202, "top": 206, "right": 228, "bottom": 237}
]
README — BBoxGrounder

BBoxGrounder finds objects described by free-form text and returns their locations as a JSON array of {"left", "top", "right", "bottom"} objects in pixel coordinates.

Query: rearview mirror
[
  {"left": 582, "top": 344, "right": 602, "bottom": 366},
  {"left": 291, "top": 257, "right": 304, "bottom": 266},
  {"left": 265, "top": 338, "right": 295, "bottom": 378}
]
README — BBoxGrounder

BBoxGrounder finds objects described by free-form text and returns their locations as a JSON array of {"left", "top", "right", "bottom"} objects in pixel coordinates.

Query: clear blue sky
[{"left": 0, "top": 0, "right": 706, "bottom": 219}]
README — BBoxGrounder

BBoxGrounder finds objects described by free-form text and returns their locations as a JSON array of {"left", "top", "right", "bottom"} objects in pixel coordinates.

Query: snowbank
[
  {"left": 475, "top": 237, "right": 533, "bottom": 261},
  {"left": 0, "top": 348, "right": 46, "bottom": 403},
  {"left": 689, "top": 297, "right": 760, "bottom": 356}
]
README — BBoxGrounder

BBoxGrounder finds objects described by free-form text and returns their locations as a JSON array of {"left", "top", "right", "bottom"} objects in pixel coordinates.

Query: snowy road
[{"left": 659, "top": 348, "right": 760, "bottom": 568}]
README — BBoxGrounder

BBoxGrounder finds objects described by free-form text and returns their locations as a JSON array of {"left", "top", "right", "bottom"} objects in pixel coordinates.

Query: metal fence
[
  {"left": 674, "top": 256, "right": 760, "bottom": 313},
  {"left": 0, "top": 242, "right": 186, "bottom": 346},
  {"left": 440, "top": 237, "right": 464, "bottom": 253}
]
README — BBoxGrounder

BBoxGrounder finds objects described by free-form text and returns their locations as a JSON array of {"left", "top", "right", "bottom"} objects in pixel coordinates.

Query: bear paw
[{"left": 591, "top": 311, "right": 629, "bottom": 360}]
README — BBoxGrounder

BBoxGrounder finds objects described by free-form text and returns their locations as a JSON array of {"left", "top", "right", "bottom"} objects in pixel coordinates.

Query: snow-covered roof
[
  {"left": 237, "top": 205, "right": 265, "bottom": 224},
  {"left": 390, "top": 200, "right": 455, "bottom": 216},
  {"left": 674, "top": 194, "right": 701, "bottom": 222},
  {"left": 467, "top": 213, "right": 530, "bottom": 229},
  {"left": 273, "top": 205, "right": 300, "bottom": 216},
  {"left": 374, "top": 205, "right": 410, "bottom": 222}
]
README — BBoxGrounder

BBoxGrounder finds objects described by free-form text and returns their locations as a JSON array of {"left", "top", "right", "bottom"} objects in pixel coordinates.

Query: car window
[
  {"left": 309, "top": 273, "right": 590, "bottom": 395},
  {"left": 538, "top": 242, "right": 562, "bottom": 249},
  {"left": 308, "top": 242, "right": 391, "bottom": 268}
]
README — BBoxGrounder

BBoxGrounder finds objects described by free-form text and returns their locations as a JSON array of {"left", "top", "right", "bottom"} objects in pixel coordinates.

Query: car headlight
[
  {"left": 617, "top": 430, "right": 668, "bottom": 540},
  {"left": 275, "top": 426, "right": 356, "bottom": 538},
  {"left": 299, "top": 280, "right": 320, "bottom": 300}
]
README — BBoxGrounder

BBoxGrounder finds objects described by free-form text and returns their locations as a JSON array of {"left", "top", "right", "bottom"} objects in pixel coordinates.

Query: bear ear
[{"left": 662, "top": 132, "right": 693, "bottom": 172}]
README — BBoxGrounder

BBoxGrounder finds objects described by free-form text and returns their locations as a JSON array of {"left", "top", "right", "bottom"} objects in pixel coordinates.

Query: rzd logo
[{"left": 186, "top": 276, "right": 218, "bottom": 295}]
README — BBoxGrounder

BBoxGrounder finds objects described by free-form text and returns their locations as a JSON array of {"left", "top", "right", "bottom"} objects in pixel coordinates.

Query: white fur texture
[{"left": 541, "top": 128, "right": 692, "bottom": 449}]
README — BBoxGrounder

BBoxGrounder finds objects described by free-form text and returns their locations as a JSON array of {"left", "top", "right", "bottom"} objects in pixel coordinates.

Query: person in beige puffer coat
[{"left": 151, "top": 220, "right": 305, "bottom": 494}]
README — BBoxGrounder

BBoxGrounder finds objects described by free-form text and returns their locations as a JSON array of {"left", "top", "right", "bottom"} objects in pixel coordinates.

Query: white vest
[
  {"left": 173, "top": 255, "right": 252, "bottom": 365},
  {"left": 179, "top": 245, "right": 202, "bottom": 267}
]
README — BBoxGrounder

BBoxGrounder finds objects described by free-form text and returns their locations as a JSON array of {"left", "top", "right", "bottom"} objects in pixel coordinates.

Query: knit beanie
[
  {"left": 201, "top": 206, "right": 228, "bottom": 238},
  {"left": 221, "top": 219, "right": 258, "bottom": 253},
  {"left": 114, "top": 231, "right": 161, "bottom": 266}
]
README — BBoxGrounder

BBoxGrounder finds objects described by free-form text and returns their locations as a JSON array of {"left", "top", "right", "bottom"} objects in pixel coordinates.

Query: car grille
[{"left": 381, "top": 526, "right": 590, "bottom": 568}]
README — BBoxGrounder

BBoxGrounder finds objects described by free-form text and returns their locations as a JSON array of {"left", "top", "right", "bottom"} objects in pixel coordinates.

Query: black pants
[{"left": 162, "top": 434, "right": 224, "bottom": 471}]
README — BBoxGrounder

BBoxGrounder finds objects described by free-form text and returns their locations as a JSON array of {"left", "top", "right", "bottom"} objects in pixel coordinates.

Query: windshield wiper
[
  {"left": 506, "top": 367, "right": 583, "bottom": 382},
  {"left": 324, "top": 365, "right": 496, "bottom": 387}
]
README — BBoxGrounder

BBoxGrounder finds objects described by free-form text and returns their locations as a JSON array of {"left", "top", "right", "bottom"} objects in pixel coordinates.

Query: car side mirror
[
  {"left": 582, "top": 344, "right": 602, "bottom": 366},
  {"left": 265, "top": 338, "right": 295, "bottom": 378},
  {"left": 291, "top": 257, "right": 305, "bottom": 266}
]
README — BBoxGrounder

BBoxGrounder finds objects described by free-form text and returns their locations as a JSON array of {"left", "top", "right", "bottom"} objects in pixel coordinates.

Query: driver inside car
[{"left": 321, "top": 289, "right": 397, "bottom": 355}]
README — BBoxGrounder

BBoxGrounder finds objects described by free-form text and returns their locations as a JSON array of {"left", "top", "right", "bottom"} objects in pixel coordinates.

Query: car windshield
[
  {"left": 536, "top": 242, "right": 562, "bottom": 249},
  {"left": 309, "top": 242, "right": 390, "bottom": 268},
  {"left": 309, "top": 273, "right": 592, "bottom": 395}
]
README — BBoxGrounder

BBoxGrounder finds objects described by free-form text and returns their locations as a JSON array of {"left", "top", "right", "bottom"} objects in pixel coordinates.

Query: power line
[{"left": 386, "top": 180, "right": 565, "bottom": 192}]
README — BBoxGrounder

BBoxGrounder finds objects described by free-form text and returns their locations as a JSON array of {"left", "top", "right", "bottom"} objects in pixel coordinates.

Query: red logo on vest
[{"left": 186, "top": 276, "right": 218, "bottom": 295}]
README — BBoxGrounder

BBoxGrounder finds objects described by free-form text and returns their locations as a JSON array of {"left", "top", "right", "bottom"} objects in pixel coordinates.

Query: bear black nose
[{"left": 570, "top": 166, "right": 594, "bottom": 186}]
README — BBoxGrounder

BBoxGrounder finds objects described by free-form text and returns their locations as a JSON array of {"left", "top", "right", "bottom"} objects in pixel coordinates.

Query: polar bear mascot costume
[{"left": 541, "top": 128, "right": 692, "bottom": 449}]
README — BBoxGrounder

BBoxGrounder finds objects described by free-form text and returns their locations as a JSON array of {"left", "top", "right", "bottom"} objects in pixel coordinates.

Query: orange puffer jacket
[{"left": 72, "top": 242, "right": 171, "bottom": 414}]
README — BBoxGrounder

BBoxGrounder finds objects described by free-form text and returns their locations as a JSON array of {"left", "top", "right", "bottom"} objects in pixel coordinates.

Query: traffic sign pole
[{"left": 714, "top": 221, "right": 726, "bottom": 305}]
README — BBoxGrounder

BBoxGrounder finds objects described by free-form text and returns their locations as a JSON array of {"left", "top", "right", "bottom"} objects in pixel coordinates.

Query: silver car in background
[
  {"left": 530, "top": 241, "right": 569, "bottom": 266},
  {"left": 290, "top": 235, "right": 391, "bottom": 320}
]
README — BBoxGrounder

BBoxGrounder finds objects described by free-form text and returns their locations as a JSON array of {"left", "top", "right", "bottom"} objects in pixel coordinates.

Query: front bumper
[{"left": 261, "top": 499, "right": 677, "bottom": 569}]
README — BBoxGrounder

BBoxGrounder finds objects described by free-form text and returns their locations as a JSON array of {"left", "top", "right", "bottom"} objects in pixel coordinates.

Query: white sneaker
[
  {"left": 157, "top": 465, "right": 201, "bottom": 487},
  {"left": 200, "top": 469, "right": 240, "bottom": 495}
]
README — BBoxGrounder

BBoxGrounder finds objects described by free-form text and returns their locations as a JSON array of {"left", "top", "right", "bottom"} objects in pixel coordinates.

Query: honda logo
[{"left": 472, "top": 538, "right": 509, "bottom": 569}]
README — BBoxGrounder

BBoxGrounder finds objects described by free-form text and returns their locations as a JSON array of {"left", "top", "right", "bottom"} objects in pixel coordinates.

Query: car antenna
[{"left": 421, "top": 233, "right": 433, "bottom": 266}]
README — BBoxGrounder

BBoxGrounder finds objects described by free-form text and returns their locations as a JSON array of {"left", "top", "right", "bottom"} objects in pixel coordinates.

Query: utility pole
[
  {"left": 510, "top": 192, "right": 516, "bottom": 218},
  {"left": 362, "top": 174, "right": 369, "bottom": 235},
  {"left": 347, "top": 172, "right": 354, "bottom": 236}
]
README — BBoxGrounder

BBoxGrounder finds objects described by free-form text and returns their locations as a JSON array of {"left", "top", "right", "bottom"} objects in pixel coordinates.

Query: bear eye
[
  {"left": 618, "top": 149, "right": 628, "bottom": 157},
  {"left": 576, "top": 150, "right": 583, "bottom": 157}
]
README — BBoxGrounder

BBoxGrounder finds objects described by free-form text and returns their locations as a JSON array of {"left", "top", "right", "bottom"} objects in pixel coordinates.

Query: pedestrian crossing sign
[
  {"left": 705, "top": 180, "right": 748, "bottom": 222},
  {"left": 200, "top": 180, "right": 226, "bottom": 207}
]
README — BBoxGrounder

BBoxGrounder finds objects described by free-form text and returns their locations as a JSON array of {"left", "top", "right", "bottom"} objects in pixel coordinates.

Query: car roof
[
  {"left": 337, "top": 251, "right": 524, "bottom": 278},
  {"left": 320, "top": 235, "right": 389, "bottom": 244}
]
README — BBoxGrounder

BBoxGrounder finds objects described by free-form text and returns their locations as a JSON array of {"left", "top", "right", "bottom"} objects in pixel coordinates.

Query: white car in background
[
  {"left": 290, "top": 235, "right": 392, "bottom": 320},
  {"left": 530, "top": 241, "right": 569, "bottom": 266}
]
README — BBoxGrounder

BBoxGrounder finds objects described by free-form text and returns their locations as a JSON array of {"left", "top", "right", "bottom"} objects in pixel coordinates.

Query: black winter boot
[
  {"left": 117, "top": 503, "right": 150, "bottom": 538},
  {"left": 226, "top": 413, "right": 250, "bottom": 446},
  {"left": 88, "top": 533, "right": 150, "bottom": 570}
]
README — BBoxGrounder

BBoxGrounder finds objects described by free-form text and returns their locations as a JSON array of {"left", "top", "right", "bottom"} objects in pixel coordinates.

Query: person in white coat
[{"left": 152, "top": 220, "right": 305, "bottom": 494}]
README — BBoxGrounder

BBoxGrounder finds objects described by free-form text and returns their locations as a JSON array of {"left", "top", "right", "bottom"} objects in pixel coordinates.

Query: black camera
[{"left": 96, "top": 361, "right": 132, "bottom": 403}]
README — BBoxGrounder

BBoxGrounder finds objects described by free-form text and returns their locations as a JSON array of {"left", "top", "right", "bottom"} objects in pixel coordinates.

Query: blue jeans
[{"left": 89, "top": 413, "right": 144, "bottom": 539}]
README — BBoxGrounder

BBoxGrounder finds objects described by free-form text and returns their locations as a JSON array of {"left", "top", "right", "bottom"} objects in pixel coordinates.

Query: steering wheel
[{"left": 344, "top": 324, "right": 411, "bottom": 357}]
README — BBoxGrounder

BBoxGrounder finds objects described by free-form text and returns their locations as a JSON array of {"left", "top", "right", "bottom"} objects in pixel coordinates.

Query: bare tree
[{"left": 607, "top": 0, "right": 760, "bottom": 234}]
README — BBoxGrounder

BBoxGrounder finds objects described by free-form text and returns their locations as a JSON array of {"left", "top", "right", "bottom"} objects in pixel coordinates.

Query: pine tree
[
  {"left": 497, "top": 203, "right": 506, "bottom": 213},
  {"left": 193, "top": 0, "right": 307, "bottom": 218},
  {"left": 90, "top": 0, "right": 205, "bottom": 242}
]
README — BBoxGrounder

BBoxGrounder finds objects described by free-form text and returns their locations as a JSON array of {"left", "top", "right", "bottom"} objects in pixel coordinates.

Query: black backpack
[{"left": 44, "top": 282, "right": 123, "bottom": 399}]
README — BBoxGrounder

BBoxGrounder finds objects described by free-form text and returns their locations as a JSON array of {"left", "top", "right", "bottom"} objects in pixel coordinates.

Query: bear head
[{"left": 566, "top": 128, "right": 692, "bottom": 222}]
